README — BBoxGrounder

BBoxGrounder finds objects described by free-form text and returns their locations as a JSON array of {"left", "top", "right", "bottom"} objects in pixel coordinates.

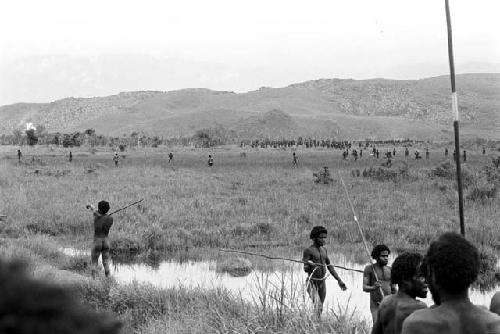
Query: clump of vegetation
[
  {"left": 430, "top": 161, "right": 475, "bottom": 188},
  {"left": 216, "top": 257, "right": 253, "bottom": 277},
  {"left": 362, "top": 165, "right": 408, "bottom": 182}
]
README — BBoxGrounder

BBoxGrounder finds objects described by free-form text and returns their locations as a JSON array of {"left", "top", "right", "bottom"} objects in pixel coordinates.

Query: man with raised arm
[{"left": 86, "top": 200, "right": 114, "bottom": 278}]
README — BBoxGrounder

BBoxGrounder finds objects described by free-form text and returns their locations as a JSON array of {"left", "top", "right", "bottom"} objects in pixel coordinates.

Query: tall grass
[{"left": 1, "top": 146, "right": 498, "bottom": 271}]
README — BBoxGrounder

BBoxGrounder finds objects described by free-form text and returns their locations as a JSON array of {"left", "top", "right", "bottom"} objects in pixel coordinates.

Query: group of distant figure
[{"left": 14, "top": 145, "right": 490, "bottom": 169}]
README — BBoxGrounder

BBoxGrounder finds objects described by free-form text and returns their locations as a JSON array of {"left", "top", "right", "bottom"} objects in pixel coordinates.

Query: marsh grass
[
  {"left": 1, "top": 146, "right": 499, "bottom": 292},
  {"left": 75, "top": 270, "right": 368, "bottom": 334}
]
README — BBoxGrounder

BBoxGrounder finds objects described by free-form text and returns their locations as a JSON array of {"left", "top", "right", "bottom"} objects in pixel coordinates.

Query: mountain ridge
[{"left": 1, "top": 73, "right": 498, "bottom": 140}]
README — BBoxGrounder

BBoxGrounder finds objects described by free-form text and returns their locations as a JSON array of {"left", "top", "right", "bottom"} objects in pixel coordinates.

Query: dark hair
[
  {"left": 310, "top": 226, "right": 327, "bottom": 239},
  {"left": 371, "top": 244, "right": 390, "bottom": 259},
  {"left": 0, "top": 258, "right": 121, "bottom": 334},
  {"left": 425, "top": 232, "right": 479, "bottom": 293},
  {"left": 391, "top": 252, "right": 423, "bottom": 285},
  {"left": 98, "top": 201, "right": 110, "bottom": 214}
]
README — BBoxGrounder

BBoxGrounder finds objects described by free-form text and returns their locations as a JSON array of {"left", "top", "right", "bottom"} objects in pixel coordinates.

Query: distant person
[
  {"left": 371, "top": 252, "right": 428, "bottom": 334},
  {"left": 303, "top": 226, "right": 347, "bottom": 317},
  {"left": 69, "top": 151, "right": 73, "bottom": 162},
  {"left": 364, "top": 244, "right": 397, "bottom": 323},
  {"left": 113, "top": 152, "right": 119, "bottom": 167},
  {"left": 393, "top": 148, "right": 396, "bottom": 157},
  {"left": 207, "top": 154, "right": 214, "bottom": 167},
  {"left": 445, "top": 148, "right": 448, "bottom": 156},
  {"left": 491, "top": 292, "right": 500, "bottom": 316},
  {"left": 376, "top": 150, "right": 380, "bottom": 159},
  {"left": 292, "top": 152, "right": 298, "bottom": 167},
  {"left": 0, "top": 258, "right": 122, "bottom": 334},
  {"left": 17, "top": 149, "right": 22, "bottom": 162},
  {"left": 168, "top": 152, "right": 174, "bottom": 163},
  {"left": 463, "top": 150, "right": 467, "bottom": 162},
  {"left": 402, "top": 232, "right": 500, "bottom": 334},
  {"left": 425, "top": 148, "right": 429, "bottom": 160},
  {"left": 360, "top": 149, "right": 363, "bottom": 158},
  {"left": 86, "top": 201, "right": 114, "bottom": 278},
  {"left": 405, "top": 147, "right": 409, "bottom": 157},
  {"left": 414, "top": 151, "right": 421, "bottom": 160},
  {"left": 483, "top": 147, "right": 486, "bottom": 155}
]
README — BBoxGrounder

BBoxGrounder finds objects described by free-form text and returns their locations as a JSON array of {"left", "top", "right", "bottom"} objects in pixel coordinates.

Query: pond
[
  {"left": 61, "top": 247, "right": 498, "bottom": 321},
  {"left": 107, "top": 253, "right": 498, "bottom": 321}
]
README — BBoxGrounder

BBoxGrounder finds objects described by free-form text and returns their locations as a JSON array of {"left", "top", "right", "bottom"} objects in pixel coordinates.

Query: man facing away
[
  {"left": 364, "top": 244, "right": 398, "bottom": 323},
  {"left": 86, "top": 200, "right": 114, "bottom": 278},
  {"left": 402, "top": 232, "right": 500, "bottom": 334},
  {"left": 491, "top": 292, "right": 500, "bottom": 316},
  {"left": 371, "top": 252, "right": 428, "bottom": 334},
  {"left": 303, "top": 226, "right": 347, "bottom": 317}
]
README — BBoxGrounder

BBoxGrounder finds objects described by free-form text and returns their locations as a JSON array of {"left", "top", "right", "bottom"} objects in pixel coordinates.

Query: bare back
[{"left": 402, "top": 302, "right": 500, "bottom": 334}]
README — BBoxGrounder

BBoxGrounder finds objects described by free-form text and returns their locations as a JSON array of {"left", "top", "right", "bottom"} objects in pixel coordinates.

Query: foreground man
[
  {"left": 0, "top": 258, "right": 121, "bottom": 333},
  {"left": 371, "top": 252, "right": 427, "bottom": 334},
  {"left": 86, "top": 201, "right": 114, "bottom": 277},
  {"left": 364, "top": 244, "right": 397, "bottom": 322},
  {"left": 303, "top": 226, "right": 347, "bottom": 317},
  {"left": 402, "top": 232, "right": 500, "bottom": 334}
]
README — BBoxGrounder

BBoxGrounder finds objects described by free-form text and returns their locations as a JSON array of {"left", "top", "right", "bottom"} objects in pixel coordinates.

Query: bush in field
[
  {"left": 431, "top": 161, "right": 475, "bottom": 188},
  {"left": 362, "top": 166, "right": 406, "bottom": 182}
]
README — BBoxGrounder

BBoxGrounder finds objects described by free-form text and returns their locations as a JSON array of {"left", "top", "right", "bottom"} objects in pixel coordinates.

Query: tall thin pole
[
  {"left": 445, "top": 0, "right": 465, "bottom": 236},
  {"left": 338, "top": 173, "right": 385, "bottom": 298}
]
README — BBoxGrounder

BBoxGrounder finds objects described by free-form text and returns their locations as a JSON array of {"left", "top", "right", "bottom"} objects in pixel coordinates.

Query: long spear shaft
[
  {"left": 445, "top": 0, "right": 465, "bottom": 236},
  {"left": 109, "top": 199, "right": 144, "bottom": 216},
  {"left": 338, "top": 173, "right": 385, "bottom": 297},
  {"left": 219, "top": 248, "right": 364, "bottom": 273}
]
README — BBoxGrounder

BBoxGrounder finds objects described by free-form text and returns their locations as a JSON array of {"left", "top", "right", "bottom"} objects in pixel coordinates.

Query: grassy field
[{"left": 0, "top": 144, "right": 499, "bottom": 333}]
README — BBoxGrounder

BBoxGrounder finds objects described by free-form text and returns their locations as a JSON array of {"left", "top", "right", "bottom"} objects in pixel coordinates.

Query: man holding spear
[
  {"left": 86, "top": 199, "right": 143, "bottom": 278},
  {"left": 303, "top": 226, "right": 347, "bottom": 317},
  {"left": 86, "top": 201, "right": 114, "bottom": 278}
]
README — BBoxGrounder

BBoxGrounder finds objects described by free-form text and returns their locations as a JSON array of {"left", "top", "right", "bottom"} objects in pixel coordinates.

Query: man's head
[
  {"left": 424, "top": 232, "right": 479, "bottom": 299},
  {"left": 310, "top": 226, "right": 327, "bottom": 246},
  {"left": 391, "top": 252, "right": 428, "bottom": 298},
  {"left": 98, "top": 201, "right": 110, "bottom": 214},
  {"left": 371, "top": 244, "right": 390, "bottom": 266}
]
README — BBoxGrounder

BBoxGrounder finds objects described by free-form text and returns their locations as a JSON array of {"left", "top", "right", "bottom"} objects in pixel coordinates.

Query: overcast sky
[{"left": 0, "top": 0, "right": 499, "bottom": 104}]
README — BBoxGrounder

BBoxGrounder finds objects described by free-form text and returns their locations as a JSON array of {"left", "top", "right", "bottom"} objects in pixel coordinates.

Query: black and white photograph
[{"left": 0, "top": 0, "right": 499, "bottom": 333}]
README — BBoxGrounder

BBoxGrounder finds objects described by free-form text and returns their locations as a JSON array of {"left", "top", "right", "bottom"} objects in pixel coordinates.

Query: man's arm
[
  {"left": 325, "top": 254, "right": 347, "bottom": 290},
  {"left": 363, "top": 266, "right": 381, "bottom": 292},
  {"left": 302, "top": 248, "right": 313, "bottom": 273}
]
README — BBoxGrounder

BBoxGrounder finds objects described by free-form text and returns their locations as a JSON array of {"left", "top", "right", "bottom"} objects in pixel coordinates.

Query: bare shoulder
[{"left": 401, "top": 308, "right": 437, "bottom": 334}]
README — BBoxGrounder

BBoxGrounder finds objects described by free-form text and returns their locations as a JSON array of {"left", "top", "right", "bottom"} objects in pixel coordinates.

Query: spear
[
  {"left": 219, "top": 248, "right": 364, "bottom": 273},
  {"left": 338, "top": 173, "right": 385, "bottom": 298},
  {"left": 445, "top": 0, "right": 465, "bottom": 236},
  {"left": 109, "top": 199, "right": 144, "bottom": 216}
]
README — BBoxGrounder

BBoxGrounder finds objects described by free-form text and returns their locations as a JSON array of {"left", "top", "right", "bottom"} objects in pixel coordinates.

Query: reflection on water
[{"left": 108, "top": 255, "right": 498, "bottom": 321}]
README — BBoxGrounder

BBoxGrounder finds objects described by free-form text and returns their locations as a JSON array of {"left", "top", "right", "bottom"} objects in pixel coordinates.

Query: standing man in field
[
  {"left": 17, "top": 149, "right": 22, "bottom": 162},
  {"left": 364, "top": 244, "right": 397, "bottom": 323},
  {"left": 371, "top": 252, "right": 428, "bottom": 334},
  {"left": 292, "top": 152, "right": 298, "bottom": 167},
  {"left": 113, "top": 152, "right": 119, "bottom": 167},
  {"left": 69, "top": 151, "right": 73, "bottom": 162},
  {"left": 303, "top": 226, "right": 347, "bottom": 317},
  {"left": 207, "top": 154, "right": 214, "bottom": 167},
  {"left": 168, "top": 152, "right": 174, "bottom": 163},
  {"left": 86, "top": 201, "right": 114, "bottom": 278},
  {"left": 402, "top": 232, "right": 500, "bottom": 334}
]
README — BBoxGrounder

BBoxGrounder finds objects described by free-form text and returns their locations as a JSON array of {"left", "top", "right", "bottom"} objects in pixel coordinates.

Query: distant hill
[{"left": 0, "top": 73, "right": 498, "bottom": 140}]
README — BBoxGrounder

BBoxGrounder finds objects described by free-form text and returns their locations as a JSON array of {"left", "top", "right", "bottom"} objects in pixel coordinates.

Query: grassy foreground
[{"left": 0, "top": 144, "right": 499, "bottom": 332}]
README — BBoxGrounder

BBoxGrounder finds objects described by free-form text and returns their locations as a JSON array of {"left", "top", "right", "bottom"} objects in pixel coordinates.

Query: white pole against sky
[{"left": 0, "top": 0, "right": 498, "bottom": 104}]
